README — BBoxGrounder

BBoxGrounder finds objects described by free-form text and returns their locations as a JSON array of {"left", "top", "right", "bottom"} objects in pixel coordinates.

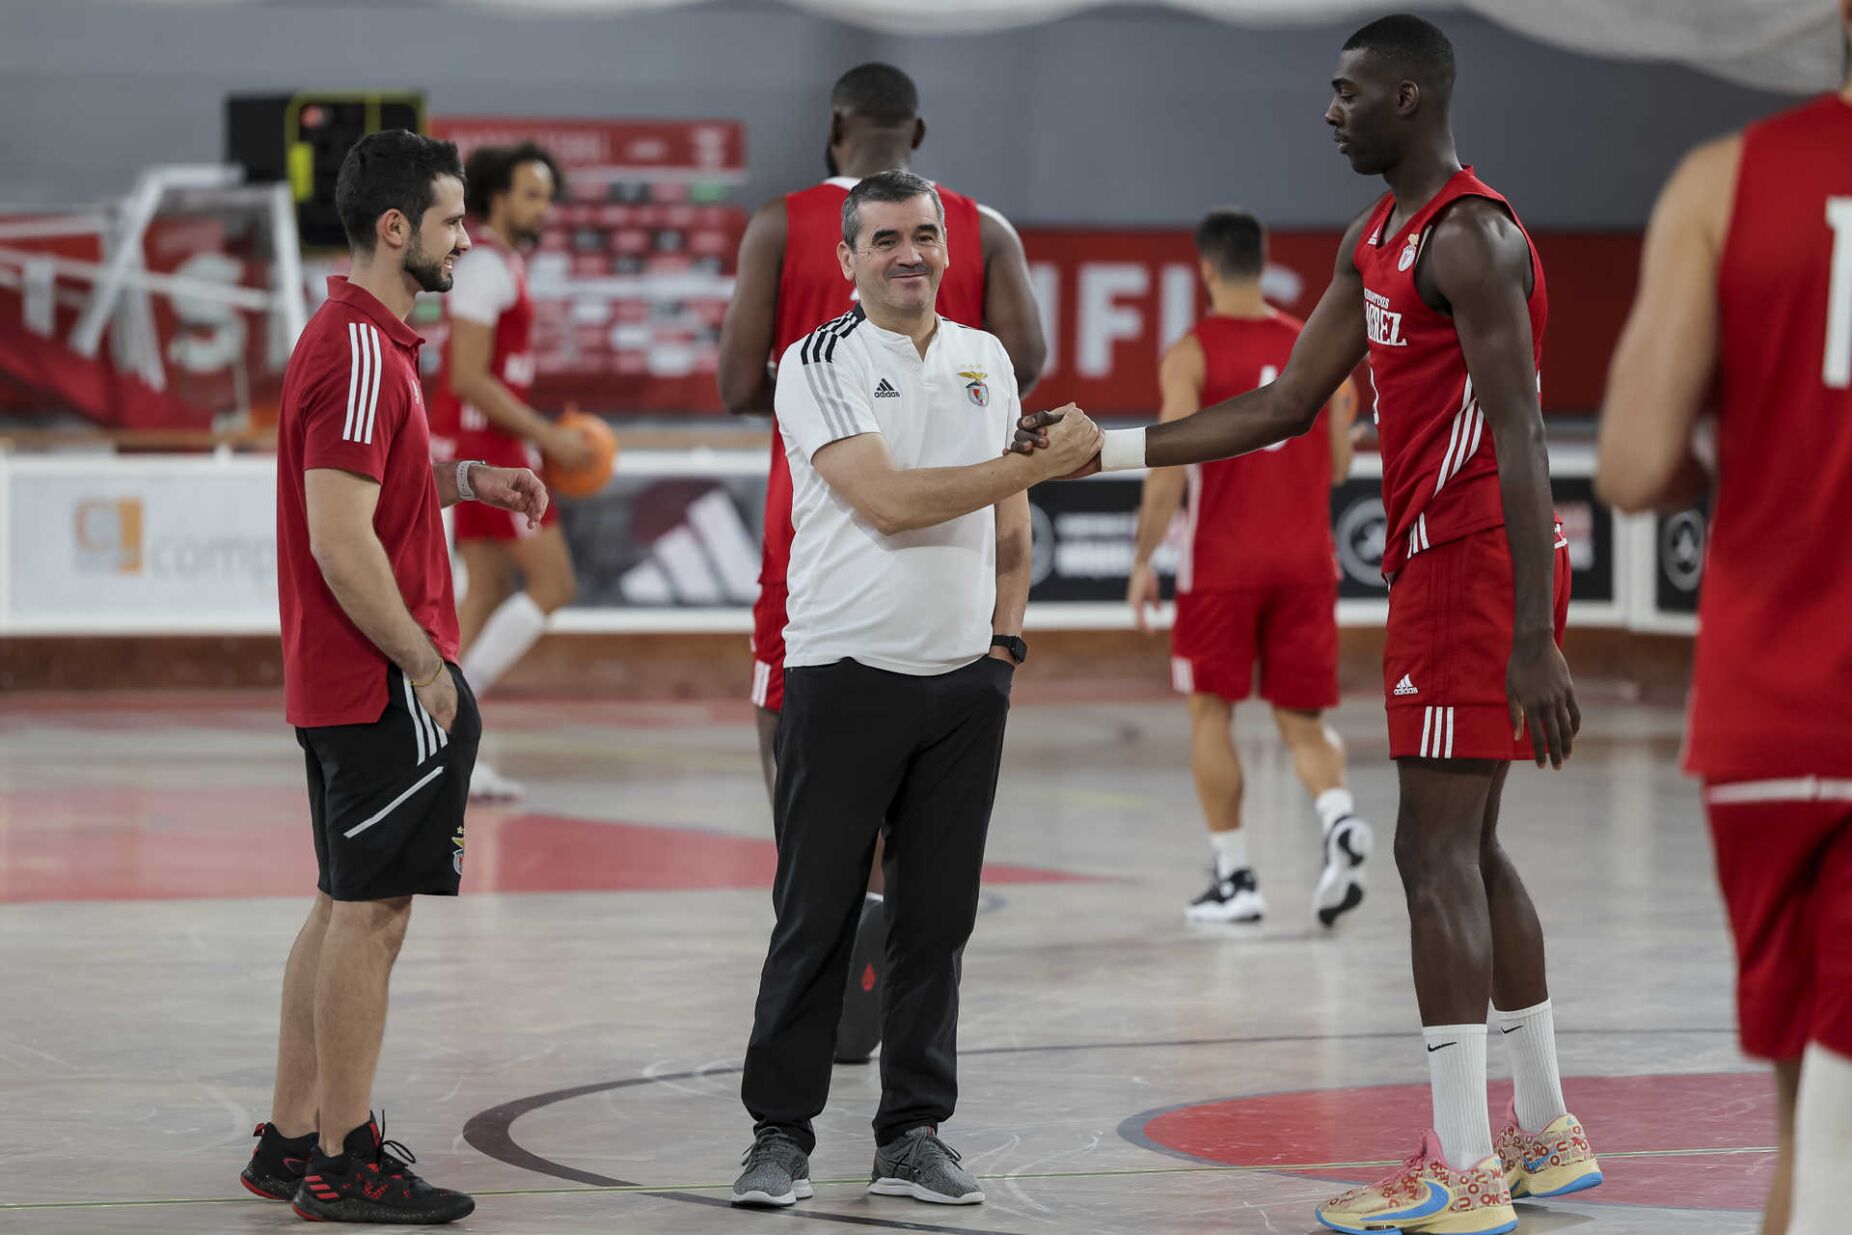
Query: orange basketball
[{"left": 545, "top": 409, "right": 618, "bottom": 499}]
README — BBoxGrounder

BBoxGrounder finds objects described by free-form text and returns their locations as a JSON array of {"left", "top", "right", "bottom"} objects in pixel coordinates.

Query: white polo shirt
[{"left": 775, "top": 305, "right": 1020, "bottom": 676}]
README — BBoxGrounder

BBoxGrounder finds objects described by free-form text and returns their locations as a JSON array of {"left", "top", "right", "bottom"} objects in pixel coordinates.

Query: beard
[{"left": 404, "top": 233, "right": 453, "bottom": 293}]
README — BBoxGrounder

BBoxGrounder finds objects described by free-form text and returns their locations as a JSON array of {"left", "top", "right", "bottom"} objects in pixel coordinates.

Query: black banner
[
  {"left": 1654, "top": 502, "right": 1707, "bottom": 615},
  {"left": 551, "top": 465, "right": 1619, "bottom": 613}
]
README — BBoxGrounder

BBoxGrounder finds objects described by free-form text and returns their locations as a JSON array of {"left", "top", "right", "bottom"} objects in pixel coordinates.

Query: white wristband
[
  {"left": 1099, "top": 428, "right": 1147, "bottom": 473},
  {"left": 455, "top": 459, "right": 484, "bottom": 501}
]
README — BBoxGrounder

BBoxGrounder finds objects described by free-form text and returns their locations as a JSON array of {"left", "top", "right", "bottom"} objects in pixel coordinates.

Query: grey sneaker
[
  {"left": 731, "top": 1128, "right": 812, "bottom": 1207},
  {"left": 867, "top": 1127, "right": 984, "bottom": 1205}
]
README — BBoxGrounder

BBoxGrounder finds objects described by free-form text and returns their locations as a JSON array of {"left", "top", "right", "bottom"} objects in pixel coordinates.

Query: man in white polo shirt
[{"left": 731, "top": 170, "right": 1100, "bottom": 1211}]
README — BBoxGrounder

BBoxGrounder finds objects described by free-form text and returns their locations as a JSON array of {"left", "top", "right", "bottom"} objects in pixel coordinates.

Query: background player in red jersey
[
  {"left": 430, "top": 142, "right": 583, "bottom": 801},
  {"left": 1019, "top": 17, "right": 1600, "bottom": 1232},
  {"left": 717, "top": 63, "right": 1045, "bottom": 1063},
  {"left": 1596, "top": 7, "right": 1852, "bottom": 1229},
  {"left": 251, "top": 130, "right": 546, "bottom": 1225},
  {"left": 1127, "top": 208, "right": 1373, "bottom": 928}
]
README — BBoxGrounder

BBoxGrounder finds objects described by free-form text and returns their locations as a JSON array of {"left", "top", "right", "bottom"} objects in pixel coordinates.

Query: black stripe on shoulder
[
  {"left": 801, "top": 306, "right": 863, "bottom": 365},
  {"left": 823, "top": 304, "right": 865, "bottom": 361}
]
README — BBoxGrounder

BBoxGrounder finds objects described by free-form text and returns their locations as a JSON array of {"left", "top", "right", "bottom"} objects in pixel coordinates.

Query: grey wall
[{"left": 4, "top": 0, "right": 1789, "bottom": 227}]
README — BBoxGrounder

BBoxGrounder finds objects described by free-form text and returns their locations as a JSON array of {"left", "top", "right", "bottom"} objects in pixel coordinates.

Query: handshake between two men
[{"left": 1005, "top": 405, "right": 1108, "bottom": 479}]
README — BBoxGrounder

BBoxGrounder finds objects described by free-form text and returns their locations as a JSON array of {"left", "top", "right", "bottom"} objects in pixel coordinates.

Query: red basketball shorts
[
  {"left": 750, "top": 580, "right": 788, "bottom": 712},
  {"left": 1170, "top": 581, "right": 1339, "bottom": 711},
  {"left": 1384, "top": 523, "right": 1570, "bottom": 760},
  {"left": 1705, "top": 781, "right": 1852, "bottom": 1060}
]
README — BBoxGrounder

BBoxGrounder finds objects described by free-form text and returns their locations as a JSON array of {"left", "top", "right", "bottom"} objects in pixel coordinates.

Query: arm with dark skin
[
  {"left": 1011, "top": 209, "right": 1374, "bottom": 470},
  {"left": 1422, "top": 198, "right": 1578, "bottom": 767},
  {"left": 977, "top": 206, "right": 1048, "bottom": 395},
  {"left": 716, "top": 198, "right": 788, "bottom": 415}
]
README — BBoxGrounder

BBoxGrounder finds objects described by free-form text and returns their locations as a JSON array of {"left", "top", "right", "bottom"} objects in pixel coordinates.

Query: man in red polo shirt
[{"left": 242, "top": 130, "right": 546, "bottom": 1226}]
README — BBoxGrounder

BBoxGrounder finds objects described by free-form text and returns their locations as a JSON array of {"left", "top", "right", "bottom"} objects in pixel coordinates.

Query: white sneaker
[
  {"left": 468, "top": 759, "right": 525, "bottom": 802},
  {"left": 1185, "top": 868, "right": 1266, "bottom": 923},
  {"left": 1313, "top": 816, "right": 1373, "bottom": 927}
]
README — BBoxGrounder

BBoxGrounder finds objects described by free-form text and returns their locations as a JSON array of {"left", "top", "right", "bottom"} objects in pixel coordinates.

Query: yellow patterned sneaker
[
  {"left": 1494, "top": 1100, "right": 1603, "bottom": 1199},
  {"left": 1316, "top": 1130, "right": 1517, "bottom": 1234}
]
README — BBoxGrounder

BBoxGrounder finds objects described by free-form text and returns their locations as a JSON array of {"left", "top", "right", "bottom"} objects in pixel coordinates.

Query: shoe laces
[
  {"left": 903, "top": 1130, "right": 963, "bottom": 1169},
  {"left": 371, "top": 1112, "right": 418, "bottom": 1179},
  {"left": 741, "top": 1127, "right": 798, "bottom": 1169}
]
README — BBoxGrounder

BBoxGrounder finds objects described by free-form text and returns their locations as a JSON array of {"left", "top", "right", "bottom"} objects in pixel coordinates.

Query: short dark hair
[
  {"left": 463, "top": 141, "right": 565, "bottom": 218},
  {"left": 830, "top": 63, "right": 919, "bottom": 126},
  {"left": 334, "top": 130, "right": 464, "bottom": 254},
  {"left": 1342, "top": 13, "right": 1456, "bottom": 98},
  {"left": 1195, "top": 208, "right": 1265, "bottom": 278},
  {"left": 841, "top": 170, "right": 943, "bottom": 247}
]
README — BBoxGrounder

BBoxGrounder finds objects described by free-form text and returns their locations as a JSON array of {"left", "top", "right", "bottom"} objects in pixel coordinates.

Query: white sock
[
  {"left": 1791, "top": 1043, "right": 1852, "bottom": 1235},
  {"left": 1495, "top": 999, "right": 1569, "bottom": 1131},
  {"left": 1314, "top": 788, "right": 1355, "bottom": 835},
  {"left": 1424, "top": 1023, "right": 1494, "bottom": 1171},
  {"left": 1208, "top": 829, "right": 1249, "bottom": 879},
  {"left": 460, "top": 592, "right": 547, "bottom": 696}
]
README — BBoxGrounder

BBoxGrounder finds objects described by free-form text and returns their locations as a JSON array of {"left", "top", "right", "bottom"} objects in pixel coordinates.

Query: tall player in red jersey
[
  {"left": 1597, "top": 9, "right": 1852, "bottom": 1229},
  {"left": 429, "top": 142, "right": 584, "bottom": 801},
  {"left": 1127, "top": 208, "right": 1373, "bottom": 928},
  {"left": 718, "top": 63, "right": 1045, "bottom": 1063},
  {"left": 1019, "top": 17, "right": 1600, "bottom": 1231}
]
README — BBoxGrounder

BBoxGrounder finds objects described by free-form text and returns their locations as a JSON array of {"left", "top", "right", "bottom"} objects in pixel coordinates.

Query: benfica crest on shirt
[{"left": 959, "top": 371, "right": 989, "bottom": 407}]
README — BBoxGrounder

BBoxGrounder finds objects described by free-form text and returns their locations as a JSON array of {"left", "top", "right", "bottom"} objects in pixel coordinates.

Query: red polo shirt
[{"left": 276, "top": 277, "right": 459, "bottom": 727}]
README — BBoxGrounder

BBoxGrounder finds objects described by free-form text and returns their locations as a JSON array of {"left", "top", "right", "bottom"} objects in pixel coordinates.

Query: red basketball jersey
[
  {"left": 1686, "top": 95, "right": 1852, "bottom": 779},
  {"left": 1177, "top": 312, "right": 1335, "bottom": 591},
  {"left": 1354, "top": 167, "right": 1547, "bottom": 579},
  {"left": 758, "top": 177, "right": 987, "bottom": 587},
  {"left": 428, "top": 229, "right": 536, "bottom": 458}
]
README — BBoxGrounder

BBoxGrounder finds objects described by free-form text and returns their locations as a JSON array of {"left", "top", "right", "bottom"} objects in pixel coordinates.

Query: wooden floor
[{"left": 0, "top": 683, "right": 1764, "bottom": 1233}]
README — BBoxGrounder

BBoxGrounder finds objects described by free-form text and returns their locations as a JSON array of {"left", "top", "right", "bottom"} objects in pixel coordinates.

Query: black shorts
[{"left": 297, "top": 664, "right": 481, "bottom": 901}]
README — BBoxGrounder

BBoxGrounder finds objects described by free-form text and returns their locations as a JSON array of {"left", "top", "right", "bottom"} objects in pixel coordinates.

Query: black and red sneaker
[
  {"left": 291, "top": 1115, "right": 475, "bottom": 1225},
  {"left": 241, "top": 1122, "right": 316, "bottom": 1200}
]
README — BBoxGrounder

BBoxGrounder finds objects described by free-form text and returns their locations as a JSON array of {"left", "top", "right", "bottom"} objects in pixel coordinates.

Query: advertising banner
[{"left": 2, "top": 456, "right": 278, "bottom": 633}]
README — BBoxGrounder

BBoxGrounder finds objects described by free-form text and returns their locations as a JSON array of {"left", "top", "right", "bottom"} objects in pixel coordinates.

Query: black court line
[{"left": 463, "top": 1026, "right": 1733, "bottom": 1232}]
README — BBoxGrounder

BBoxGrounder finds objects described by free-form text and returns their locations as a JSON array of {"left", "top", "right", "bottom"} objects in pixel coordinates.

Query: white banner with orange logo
[
  {"left": 0, "top": 455, "right": 279, "bottom": 634},
  {"left": 0, "top": 450, "right": 1677, "bottom": 635}
]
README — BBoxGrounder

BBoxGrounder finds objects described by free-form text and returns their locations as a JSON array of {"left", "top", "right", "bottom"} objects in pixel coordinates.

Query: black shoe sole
[
  {"left": 834, "top": 897, "right": 886, "bottom": 1063},
  {"left": 241, "top": 1171, "right": 299, "bottom": 1201},
  {"left": 291, "top": 1194, "right": 476, "bottom": 1224},
  {"left": 1316, "top": 882, "right": 1364, "bottom": 928}
]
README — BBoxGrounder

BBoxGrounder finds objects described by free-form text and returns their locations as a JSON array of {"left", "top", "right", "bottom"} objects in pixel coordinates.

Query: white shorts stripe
[
  {"left": 750, "top": 660, "right": 770, "bottom": 708},
  {"left": 1706, "top": 777, "right": 1852, "bottom": 804},
  {"left": 1443, "top": 706, "right": 1455, "bottom": 758},
  {"left": 419, "top": 698, "right": 443, "bottom": 753},
  {"left": 1419, "top": 706, "right": 1435, "bottom": 757},
  {"left": 344, "top": 765, "right": 446, "bottom": 838},
  {"left": 403, "top": 673, "right": 427, "bottom": 764},
  {"left": 1171, "top": 656, "right": 1195, "bottom": 695}
]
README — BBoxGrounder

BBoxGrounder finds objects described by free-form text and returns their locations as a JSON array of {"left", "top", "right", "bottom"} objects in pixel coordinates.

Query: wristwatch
[
  {"left": 990, "top": 635, "right": 1028, "bottom": 665},
  {"left": 455, "top": 459, "right": 485, "bottom": 501}
]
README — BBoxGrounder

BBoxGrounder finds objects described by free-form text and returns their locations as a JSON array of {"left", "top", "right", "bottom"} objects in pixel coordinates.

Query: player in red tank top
[
  {"left": 1125, "top": 210, "right": 1373, "bottom": 931},
  {"left": 1597, "top": 15, "right": 1852, "bottom": 1224},
  {"left": 716, "top": 64, "right": 1046, "bottom": 1065},
  {"left": 1017, "top": 18, "right": 1599, "bottom": 1229},
  {"left": 429, "top": 144, "right": 584, "bottom": 801}
]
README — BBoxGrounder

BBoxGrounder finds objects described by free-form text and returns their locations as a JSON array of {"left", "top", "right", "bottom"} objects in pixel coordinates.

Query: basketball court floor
[{"left": 0, "top": 683, "right": 1763, "bottom": 1233}]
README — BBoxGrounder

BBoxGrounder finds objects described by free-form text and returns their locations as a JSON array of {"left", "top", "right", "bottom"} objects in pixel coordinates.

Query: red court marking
[
  {"left": 0, "top": 793, "right": 1093, "bottom": 903},
  {"left": 1138, "top": 1073, "right": 1773, "bottom": 1211}
]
